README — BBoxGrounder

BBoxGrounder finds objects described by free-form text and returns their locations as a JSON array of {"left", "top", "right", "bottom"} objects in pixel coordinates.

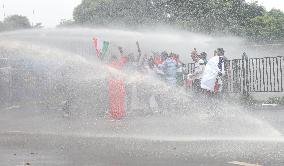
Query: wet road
[
  {"left": 0, "top": 108, "right": 283, "bottom": 166},
  {"left": 0, "top": 132, "right": 283, "bottom": 166}
]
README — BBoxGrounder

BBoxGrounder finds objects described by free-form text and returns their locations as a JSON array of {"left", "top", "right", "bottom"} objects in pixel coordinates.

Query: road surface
[{"left": 0, "top": 106, "right": 283, "bottom": 166}]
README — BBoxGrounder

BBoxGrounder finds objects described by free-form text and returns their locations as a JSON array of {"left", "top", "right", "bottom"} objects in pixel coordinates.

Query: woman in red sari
[{"left": 108, "top": 55, "right": 128, "bottom": 119}]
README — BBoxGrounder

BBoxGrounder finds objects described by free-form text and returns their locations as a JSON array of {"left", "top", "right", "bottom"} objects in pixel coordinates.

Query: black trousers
[{"left": 193, "top": 79, "right": 202, "bottom": 94}]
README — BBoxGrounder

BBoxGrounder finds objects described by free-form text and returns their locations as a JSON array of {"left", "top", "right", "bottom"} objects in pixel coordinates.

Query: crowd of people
[{"left": 107, "top": 47, "right": 228, "bottom": 119}]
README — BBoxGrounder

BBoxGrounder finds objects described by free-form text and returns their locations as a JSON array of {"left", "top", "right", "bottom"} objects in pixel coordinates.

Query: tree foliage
[
  {"left": 3, "top": 15, "right": 32, "bottom": 30},
  {"left": 0, "top": 21, "right": 5, "bottom": 31},
  {"left": 73, "top": 0, "right": 284, "bottom": 42},
  {"left": 246, "top": 9, "right": 284, "bottom": 41},
  {"left": 0, "top": 15, "right": 34, "bottom": 32},
  {"left": 73, "top": 0, "right": 165, "bottom": 26}
]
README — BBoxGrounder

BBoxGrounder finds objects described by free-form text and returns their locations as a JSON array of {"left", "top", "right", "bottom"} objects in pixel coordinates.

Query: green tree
[
  {"left": 73, "top": 0, "right": 105, "bottom": 24},
  {"left": 0, "top": 21, "right": 5, "bottom": 31},
  {"left": 3, "top": 15, "right": 31, "bottom": 30},
  {"left": 73, "top": 0, "right": 167, "bottom": 26},
  {"left": 165, "top": 0, "right": 265, "bottom": 34},
  {"left": 72, "top": 0, "right": 284, "bottom": 42},
  {"left": 246, "top": 9, "right": 284, "bottom": 41}
]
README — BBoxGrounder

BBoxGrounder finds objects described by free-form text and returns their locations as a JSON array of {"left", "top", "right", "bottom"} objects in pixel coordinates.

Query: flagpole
[{"left": 136, "top": 41, "right": 142, "bottom": 63}]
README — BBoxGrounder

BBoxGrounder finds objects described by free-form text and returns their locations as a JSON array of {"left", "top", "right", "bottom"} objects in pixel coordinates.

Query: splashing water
[{"left": 0, "top": 28, "right": 282, "bottom": 142}]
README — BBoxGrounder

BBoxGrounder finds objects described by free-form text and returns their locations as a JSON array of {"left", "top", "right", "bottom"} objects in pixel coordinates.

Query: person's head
[
  {"left": 110, "top": 55, "right": 118, "bottom": 61},
  {"left": 118, "top": 46, "right": 123, "bottom": 54},
  {"left": 143, "top": 54, "right": 148, "bottom": 60},
  {"left": 148, "top": 57, "right": 155, "bottom": 69},
  {"left": 153, "top": 52, "right": 159, "bottom": 58},
  {"left": 200, "top": 52, "right": 207, "bottom": 60},
  {"left": 191, "top": 53, "right": 199, "bottom": 62},
  {"left": 216, "top": 48, "right": 225, "bottom": 56},
  {"left": 191, "top": 48, "right": 199, "bottom": 61},
  {"left": 191, "top": 48, "right": 198, "bottom": 56},
  {"left": 169, "top": 52, "right": 175, "bottom": 59},
  {"left": 161, "top": 51, "right": 168, "bottom": 61}
]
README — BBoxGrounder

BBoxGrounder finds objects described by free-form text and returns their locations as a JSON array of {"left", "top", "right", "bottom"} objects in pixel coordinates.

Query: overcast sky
[
  {"left": 0, "top": 0, "right": 82, "bottom": 27},
  {"left": 0, "top": 0, "right": 283, "bottom": 28}
]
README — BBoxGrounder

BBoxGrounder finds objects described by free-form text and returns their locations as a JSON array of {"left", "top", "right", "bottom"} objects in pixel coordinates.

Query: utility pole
[
  {"left": 2, "top": 3, "right": 5, "bottom": 21},
  {"left": 32, "top": 9, "right": 35, "bottom": 27}
]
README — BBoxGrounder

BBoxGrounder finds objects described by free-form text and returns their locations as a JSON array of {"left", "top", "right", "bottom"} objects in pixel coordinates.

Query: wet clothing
[
  {"left": 176, "top": 62, "right": 184, "bottom": 86},
  {"left": 193, "top": 79, "right": 202, "bottom": 94},
  {"left": 188, "top": 59, "right": 205, "bottom": 93},
  {"left": 159, "top": 58, "right": 177, "bottom": 85},
  {"left": 108, "top": 78, "right": 125, "bottom": 119},
  {"left": 201, "top": 56, "right": 225, "bottom": 92},
  {"left": 154, "top": 57, "right": 163, "bottom": 65},
  {"left": 123, "top": 61, "right": 138, "bottom": 112},
  {"left": 202, "top": 58, "right": 208, "bottom": 65},
  {"left": 193, "top": 59, "right": 206, "bottom": 80},
  {"left": 153, "top": 66, "right": 165, "bottom": 80},
  {"left": 109, "top": 56, "right": 127, "bottom": 70},
  {"left": 136, "top": 58, "right": 156, "bottom": 111},
  {"left": 108, "top": 56, "right": 127, "bottom": 119}
]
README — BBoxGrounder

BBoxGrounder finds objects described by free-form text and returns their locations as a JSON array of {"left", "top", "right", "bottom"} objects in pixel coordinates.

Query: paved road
[
  {"left": 0, "top": 132, "right": 283, "bottom": 166},
  {"left": 0, "top": 107, "right": 283, "bottom": 166}
]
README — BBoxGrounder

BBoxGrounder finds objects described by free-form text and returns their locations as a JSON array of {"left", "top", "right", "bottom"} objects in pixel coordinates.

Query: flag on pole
[{"left": 92, "top": 37, "right": 110, "bottom": 60}]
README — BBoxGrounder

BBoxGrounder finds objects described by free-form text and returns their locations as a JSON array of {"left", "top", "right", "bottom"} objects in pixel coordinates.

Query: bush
[{"left": 266, "top": 97, "right": 284, "bottom": 105}]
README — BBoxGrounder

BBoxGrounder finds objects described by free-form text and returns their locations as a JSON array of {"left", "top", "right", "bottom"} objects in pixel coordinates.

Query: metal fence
[
  {"left": 187, "top": 62, "right": 195, "bottom": 74},
  {"left": 187, "top": 54, "right": 284, "bottom": 94}
]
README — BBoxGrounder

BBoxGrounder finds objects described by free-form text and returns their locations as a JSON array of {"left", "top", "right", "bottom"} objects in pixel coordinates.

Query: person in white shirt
[
  {"left": 201, "top": 48, "right": 227, "bottom": 94},
  {"left": 188, "top": 50, "right": 206, "bottom": 94}
]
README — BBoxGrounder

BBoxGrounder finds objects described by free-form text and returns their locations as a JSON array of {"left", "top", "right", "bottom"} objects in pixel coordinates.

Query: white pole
[
  {"left": 32, "top": 10, "right": 35, "bottom": 27},
  {"left": 2, "top": 3, "right": 5, "bottom": 21}
]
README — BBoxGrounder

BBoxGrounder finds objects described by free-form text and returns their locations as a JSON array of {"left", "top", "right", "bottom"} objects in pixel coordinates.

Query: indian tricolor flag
[{"left": 92, "top": 37, "right": 110, "bottom": 60}]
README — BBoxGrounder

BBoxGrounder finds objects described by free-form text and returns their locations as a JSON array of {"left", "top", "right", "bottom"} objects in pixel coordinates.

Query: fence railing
[{"left": 187, "top": 54, "right": 284, "bottom": 94}]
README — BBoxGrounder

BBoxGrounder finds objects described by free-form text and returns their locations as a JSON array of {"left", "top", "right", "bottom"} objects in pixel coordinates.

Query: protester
[
  {"left": 200, "top": 52, "right": 208, "bottom": 65},
  {"left": 148, "top": 53, "right": 165, "bottom": 110},
  {"left": 92, "top": 36, "right": 233, "bottom": 117},
  {"left": 158, "top": 52, "right": 177, "bottom": 86},
  {"left": 188, "top": 50, "right": 206, "bottom": 94},
  {"left": 174, "top": 54, "right": 185, "bottom": 87},
  {"left": 125, "top": 53, "right": 136, "bottom": 67},
  {"left": 136, "top": 54, "right": 153, "bottom": 111},
  {"left": 138, "top": 54, "right": 149, "bottom": 73},
  {"left": 191, "top": 48, "right": 198, "bottom": 58},
  {"left": 153, "top": 52, "right": 163, "bottom": 65},
  {"left": 161, "top": 51, "right": 168, "bottom": 62},
  {"left": 152, "top": 53, "right": 165, "bottom": 80},
  {"left": 108, "top": 54, "right": 128, "bottom": 119},
  {"left": 201, "top": 48, "right": 227, "bottom": 95},
  {"left": 124, "top": 53, "right": 137, "bottom": 112}
]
